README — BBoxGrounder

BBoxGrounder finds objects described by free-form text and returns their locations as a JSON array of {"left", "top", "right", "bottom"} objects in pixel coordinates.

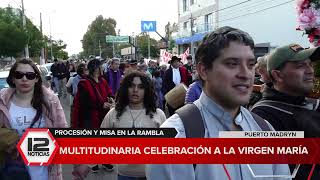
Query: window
[
  {"left": 191, "top": 18, "right": 197, "bottom": 34},
  {"left": 205, "top": 13, "right": 213, "bottom": 32},
  {"left": 183, "top": 21, "right": 188, "bottom": 30},
  {"left": 183, "top": 0, "right": 187, "bottom": 12}
]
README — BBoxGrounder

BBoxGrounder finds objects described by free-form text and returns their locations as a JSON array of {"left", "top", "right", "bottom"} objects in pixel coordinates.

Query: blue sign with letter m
[{"left": 141, "top": 21, "right": 156, "bottom": 32}]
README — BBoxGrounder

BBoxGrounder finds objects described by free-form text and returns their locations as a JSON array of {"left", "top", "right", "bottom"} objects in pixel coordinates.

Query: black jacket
[{"left": 251, "top": 87, "right": 320, "bottom": 180}]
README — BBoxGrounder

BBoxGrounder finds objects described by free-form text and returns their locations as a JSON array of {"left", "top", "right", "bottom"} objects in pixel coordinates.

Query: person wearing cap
[
  {"left": 251, "top": 44, "right": 320, "bottom": 179},
  {"left": 163, "top": 56, "right": 189, "bottom": 115},
  {"left": 147, "top": 26, "right": 290, "bottom": 180}
]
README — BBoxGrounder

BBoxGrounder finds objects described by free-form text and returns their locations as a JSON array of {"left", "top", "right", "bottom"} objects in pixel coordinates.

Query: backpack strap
[
  {"left": 176, "top": 103, "right": 204, "bottom": 171},
  {"left": 250, "top": 112, "right": 271, "bottom": 131},
  {"left": 176, "top": 103, "right": 204, "bottom": 138}
]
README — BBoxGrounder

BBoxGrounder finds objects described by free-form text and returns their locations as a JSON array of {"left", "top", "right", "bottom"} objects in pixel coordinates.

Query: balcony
[{"left": 175, "top": 22, "right": 214, "bottom": 39}]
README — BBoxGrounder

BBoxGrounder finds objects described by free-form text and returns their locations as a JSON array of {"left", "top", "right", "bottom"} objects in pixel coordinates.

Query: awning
[{"left": 175, "top": 33, "right": 207, "bottom": 45}]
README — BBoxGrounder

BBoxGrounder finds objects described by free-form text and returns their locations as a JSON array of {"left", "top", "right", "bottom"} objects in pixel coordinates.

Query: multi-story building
[
  {"left": 174, "top": 0, "right": 309, "bottom": 59},
  {"left": 175, "top": 0, "right": 217, "bottom": 58}
]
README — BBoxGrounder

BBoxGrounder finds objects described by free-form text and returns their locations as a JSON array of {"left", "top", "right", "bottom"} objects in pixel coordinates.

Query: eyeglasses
[{"left": 14, "top": 71, "right": 38, "bottom": 80}]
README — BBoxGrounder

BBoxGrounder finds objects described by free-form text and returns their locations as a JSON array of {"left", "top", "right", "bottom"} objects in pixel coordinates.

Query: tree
[
  {"left": 0, "top": 21, "right": 27, "bottom": 57},
  {"left": 136, "top": 33, "right": 159, "bottom": 58},
  {"left": 0, "top": 6, "right": 68, "bottom": 59},
  {"left": 0, "top": 7, "right": 27, "bottom": 57},
  {"left": 82, "top": 15, "right": 117, "bottom": 58},
  {"left": 44, "top": 36, "right": 68, "bottom": 60}
]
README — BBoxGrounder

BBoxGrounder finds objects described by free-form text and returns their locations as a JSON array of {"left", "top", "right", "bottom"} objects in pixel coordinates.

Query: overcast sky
[
  {"left": 0, "top": 0, "right": 310, "bottom": 55},
  {"left": 0, "top": 0, "right": 178, "bottom": 55}
]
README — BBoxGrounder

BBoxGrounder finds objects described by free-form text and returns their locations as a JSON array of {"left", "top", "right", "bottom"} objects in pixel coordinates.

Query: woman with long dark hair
[
  {"left": 101, "top": 71, "right": 166, "bottom": 180},
  {"left": 0, "top": 58, "right": 67, "bottom": 180}
]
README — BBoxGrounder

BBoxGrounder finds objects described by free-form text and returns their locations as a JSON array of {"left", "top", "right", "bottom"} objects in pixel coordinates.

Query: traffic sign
[
  {"left": 106, "top": 35, "right": 129, "bottom": 43},
  {"left": 141, "top": 21, "right": 157, "bottom": 32},
  {"left": 17, "top": 128, "right": 58, "bottom": 166}
]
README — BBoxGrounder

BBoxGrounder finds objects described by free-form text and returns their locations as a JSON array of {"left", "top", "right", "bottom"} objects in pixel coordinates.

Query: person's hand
[
  {"left": 103, "top": 97, "right": 115, "bottom": 109},
  {"left": 72, "top": 165, "right": 90, "bottom": 180}
]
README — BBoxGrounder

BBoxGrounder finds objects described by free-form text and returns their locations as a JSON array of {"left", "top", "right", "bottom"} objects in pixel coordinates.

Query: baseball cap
[{"left": 267, "top": 44, "right": 320, "bottom": 72}]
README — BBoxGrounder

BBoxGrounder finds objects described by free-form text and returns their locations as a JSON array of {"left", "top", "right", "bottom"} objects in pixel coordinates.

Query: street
[{"left": 60, "top": 96, "right": 117, "bottom": 180}]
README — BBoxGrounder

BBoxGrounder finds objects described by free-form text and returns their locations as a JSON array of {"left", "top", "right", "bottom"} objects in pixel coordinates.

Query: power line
[
  {"left": 218, "top": 0, "right": 280, "bottom": 19},
  {"left": 218, "top": 0, "right": 294, "bottom": 23},
  {"left": 213, "top": 0, "right": 254, "bottom": 13}
]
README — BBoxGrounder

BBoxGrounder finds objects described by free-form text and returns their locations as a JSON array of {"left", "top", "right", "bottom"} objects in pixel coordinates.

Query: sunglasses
[{"left": 14, "top": 71, "right": 38, "bottom": 80}]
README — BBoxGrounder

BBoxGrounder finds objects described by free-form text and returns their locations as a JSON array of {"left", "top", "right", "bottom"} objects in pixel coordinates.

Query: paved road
[{"left": 60, "top": 95, "right": 117, "bottom": 180}]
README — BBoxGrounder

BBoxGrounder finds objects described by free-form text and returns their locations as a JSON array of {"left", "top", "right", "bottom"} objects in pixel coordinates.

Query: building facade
[
  {"left": 174, "top": 0, "right": 310, "bottom": 59},
  {"left": 175, "top": 0, "right": 218, "bottom": 59}
]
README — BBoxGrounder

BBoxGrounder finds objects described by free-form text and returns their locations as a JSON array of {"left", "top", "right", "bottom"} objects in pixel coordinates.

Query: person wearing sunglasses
[{"left": 0, "top": 58, "right": 67, "bottom": 180}]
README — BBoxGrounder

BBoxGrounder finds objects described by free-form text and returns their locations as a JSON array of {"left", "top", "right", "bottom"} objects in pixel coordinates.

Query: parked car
[
  {"left": 0, "top": 71, "right": 9, "bottom": 90},
  {"left": 41, "top": 63, "right": 53, "bottom": 75},
  {"left": 37, "top": 65, "right": 53, "bottom": 89}
]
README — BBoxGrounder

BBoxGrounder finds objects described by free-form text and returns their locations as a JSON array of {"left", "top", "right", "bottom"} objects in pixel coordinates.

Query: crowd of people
[{"left": 0, "top": 25, "right": 320, "bottom": 180}]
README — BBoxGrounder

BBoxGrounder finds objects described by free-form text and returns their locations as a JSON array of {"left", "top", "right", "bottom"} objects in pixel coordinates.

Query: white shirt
[
  {"left": 172, "top": 67, "right": 181, "bottom": 86},
  {"left": 9, "top": 102, "right": 48, "bottom": 180}
]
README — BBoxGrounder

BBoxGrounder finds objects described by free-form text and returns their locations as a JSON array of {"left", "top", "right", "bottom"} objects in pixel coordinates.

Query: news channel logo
[{"left": 17, "top": 129, "right": 58, "bottom": 166}]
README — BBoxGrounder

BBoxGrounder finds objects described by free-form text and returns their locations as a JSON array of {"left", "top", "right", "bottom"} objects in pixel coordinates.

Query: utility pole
[
  {"left": 148, "top": 32, "right": 150, "bottom": 59},
  {"left": 40, "top": 13, "right": 45, "bottom": 64},
  {"left": 21, "top": 0, "right": 29, "bottom": 58},
  {"left": 49, "top": 17, "right": 53, "bottom": 60},
  {"left": 112, "top": 42, "right": 115, "bottom": 57},
  {"left": 190, "top": 13, "right": 195, "bottom": 59},
  {"left": 99, "top": 40, "right": 102, "bottom": 57}
]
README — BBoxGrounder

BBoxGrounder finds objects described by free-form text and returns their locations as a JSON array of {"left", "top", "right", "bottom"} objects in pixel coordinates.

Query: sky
[
  {"left": 0, "top": 0, "right": 178, "bottom": 55},
  {"left": 0, "top": 0, "right": 311, "bottom": 56}
]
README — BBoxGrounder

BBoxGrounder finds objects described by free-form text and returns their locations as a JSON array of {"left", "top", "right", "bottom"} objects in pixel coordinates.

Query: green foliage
[
  {"left": 0, "top": 21, "right": 27, "bottom": 57},
  {"left": 0, "top": 7, "right": 27, "bottom": 56},
  {"left": 44, "top": 36, "right": 68, "bottom": 60},
  {"left": 311, "top": 0, "right": 320, "bottom": 9},
  {"left": 0, "top": 6, "right": 67, "bottom": 59},
  {"left": 82, "top": 15, "right": 117, "bottom": 58},
  {"left": 136, "top": 33, "right": 159, "bottom": 58}
]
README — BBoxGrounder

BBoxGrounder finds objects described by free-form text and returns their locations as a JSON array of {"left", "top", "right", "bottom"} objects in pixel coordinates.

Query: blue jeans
[{"left": 118, "top": 175, "right": 146, "bottom": 180}]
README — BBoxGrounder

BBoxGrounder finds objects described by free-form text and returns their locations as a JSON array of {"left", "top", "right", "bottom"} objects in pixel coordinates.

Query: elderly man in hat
[{"left": 163, "top": 56, "right": 189, "bottom": 115}]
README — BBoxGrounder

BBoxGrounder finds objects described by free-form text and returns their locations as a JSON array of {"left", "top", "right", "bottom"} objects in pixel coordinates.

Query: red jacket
[{"left": 72, "top": 76, "right": 112, "bottom": 128}]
